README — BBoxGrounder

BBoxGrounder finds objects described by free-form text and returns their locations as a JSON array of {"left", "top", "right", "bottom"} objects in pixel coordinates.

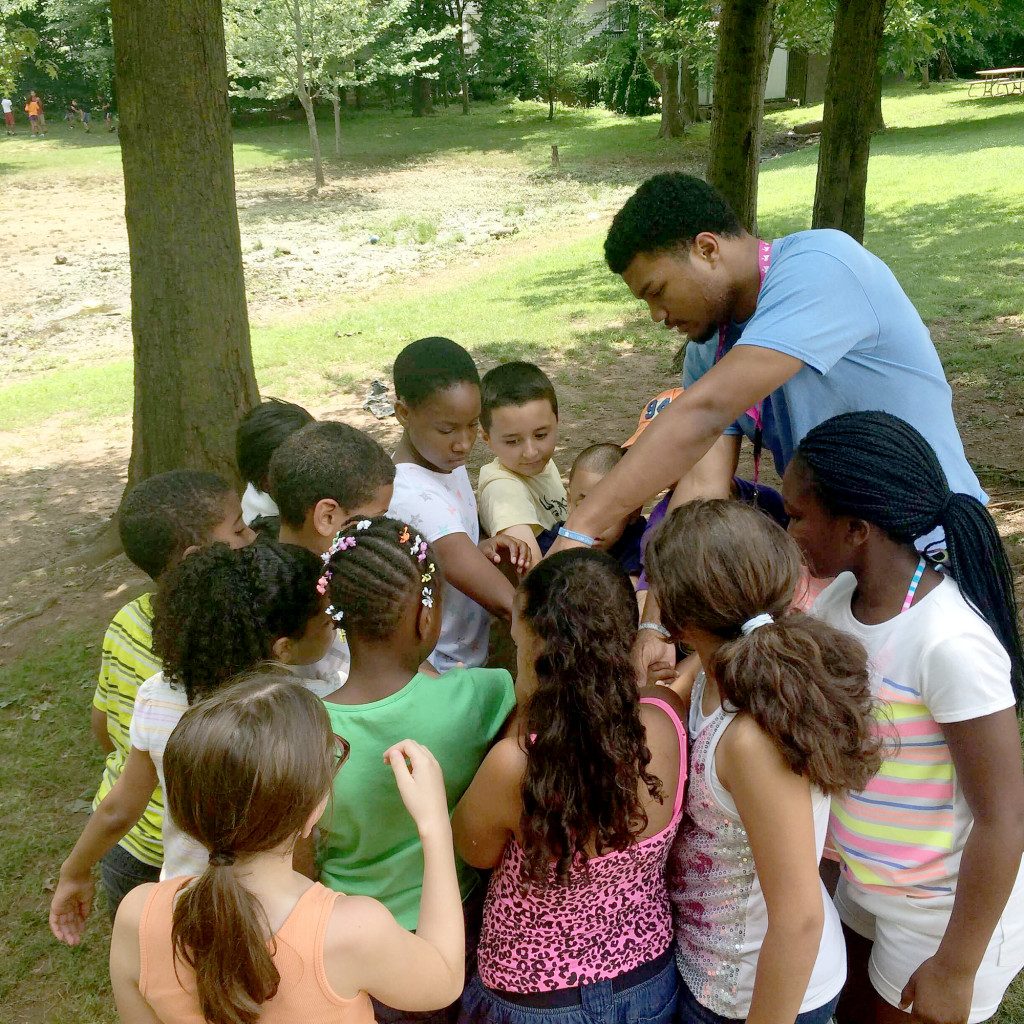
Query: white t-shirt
[
  {"left": 240, "top": 482, "right": 279, "bottom": 526},
  {"left": 291, "top": 631, "right": 350, "bottom": 696},
  {"left": 129, "top": 673, "right": 207, "bottom": 881},
  {"left": 388, "top": 463, "right": 489, "bottom": 671},
  {"left": 813, "top": 572, "right": 1018, "bottom": 897},
  {"left": 1, "top": 98, "right": 12, "bottom": 114}
]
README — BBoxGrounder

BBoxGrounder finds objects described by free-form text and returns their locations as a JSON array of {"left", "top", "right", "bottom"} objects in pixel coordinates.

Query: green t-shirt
[{"left": 321, "top": 667, "right": 515, "bottom": 930}]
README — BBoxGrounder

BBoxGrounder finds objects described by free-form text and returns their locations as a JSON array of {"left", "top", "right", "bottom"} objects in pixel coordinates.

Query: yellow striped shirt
[{"left": 92, "top": 594, "right": 163, "bottom": 866}]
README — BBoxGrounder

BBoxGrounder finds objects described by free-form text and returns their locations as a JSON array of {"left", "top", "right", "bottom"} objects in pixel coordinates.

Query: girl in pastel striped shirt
[{"left": 783, "top": 411, "right": 1024, "bottom": 1024}]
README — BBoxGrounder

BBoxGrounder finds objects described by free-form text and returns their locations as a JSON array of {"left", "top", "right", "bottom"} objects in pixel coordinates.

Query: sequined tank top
[
  {"left": 667, "top": 674, "right": 845, "bottom": 1018},
  {"left": 477, "top": 696, "right": 688, "bottom": 993}
]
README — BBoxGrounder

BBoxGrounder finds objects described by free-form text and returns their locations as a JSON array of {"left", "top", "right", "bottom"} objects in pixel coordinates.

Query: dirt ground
[{"left": 2, "top": 158, "right": 1024, "bottom": 668}]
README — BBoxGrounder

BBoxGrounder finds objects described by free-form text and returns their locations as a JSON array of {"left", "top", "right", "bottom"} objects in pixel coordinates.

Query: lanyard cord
[{"left": 900, "top": 556, "right": 928, "bottom": 614}]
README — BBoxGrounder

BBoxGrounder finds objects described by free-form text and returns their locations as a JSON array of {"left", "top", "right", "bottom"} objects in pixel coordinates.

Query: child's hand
[
  {"left": 900, "top": 955, "right": 974, "bottom": 1024},
  {"left": 384, "top": 740, "right": 451, "bottom": 838},
  {"left": 49, "top": 870, "right": 95, "bottom": 946},
  {"left": 479, "top": 535, "right": 532, "bottom": 575}
]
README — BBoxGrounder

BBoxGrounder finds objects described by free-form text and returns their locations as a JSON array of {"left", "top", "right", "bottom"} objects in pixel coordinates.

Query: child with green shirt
[
  {"left": 91, "top": 471, "right": 255, "bottom": 918},
  {"left": 319, "top": 515, "right": 515, "bottom": 1024},
  {"left": 478, "top": 361, "right": 567, "bottom": 567}
]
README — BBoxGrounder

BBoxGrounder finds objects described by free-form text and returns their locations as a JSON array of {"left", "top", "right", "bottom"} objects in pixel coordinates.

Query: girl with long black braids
[{"left": 783, "top": 410, "right": 1024, "bottom": 1024}]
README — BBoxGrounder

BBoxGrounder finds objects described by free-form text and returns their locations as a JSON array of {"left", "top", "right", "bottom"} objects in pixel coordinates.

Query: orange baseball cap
[{"left": 622, "top": 388, "right": 684, "bottom": 448}]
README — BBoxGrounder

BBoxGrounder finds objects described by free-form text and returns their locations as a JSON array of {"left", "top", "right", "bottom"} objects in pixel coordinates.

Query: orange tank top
[{"left": 138, "top": 878, "right": 376, "bottom": 1024}]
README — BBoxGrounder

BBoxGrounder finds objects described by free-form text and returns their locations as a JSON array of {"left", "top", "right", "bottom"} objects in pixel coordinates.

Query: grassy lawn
[{"left": 2, "top": 84, "right": 1023, "bottom": 1020}]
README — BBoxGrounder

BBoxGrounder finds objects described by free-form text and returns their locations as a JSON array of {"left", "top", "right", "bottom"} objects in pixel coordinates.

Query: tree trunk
[
  {"left": 653, "top": 61, "right": 686, "bottom": 137},
  {"left": 412, "top": 73, "right": 432, "bottom": 116},
  {"left": 548, "top": 84, "right": 555, "bottom": 121},
  {"left": 331, "top": 83, "right": 341, "bottom": 160},
  {"left": 706, "top": 0, "right": 774, "bottom": 233},
  {"left": 871, "top": 64, "right": 885, "bottom": 131},
  {"left": 920, "top": 62, "right": 930, "bottom": 88},
  {"left": 457, "top": 26, "right": 470, "bottom": 114},
  {"left": 290, "top": 1, "right": 324, "bottom": 187},
  {"left": 680, "top": 59, "right": 700, "bottom": 123},
  {"left": 110, "top": 0, "right": 258, "bottom": 487},
  {"left": 812, "top": 0, "right": 886, "bottom": 243}
]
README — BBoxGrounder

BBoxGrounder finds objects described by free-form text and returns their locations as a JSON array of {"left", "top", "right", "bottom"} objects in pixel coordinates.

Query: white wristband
[{"left": 638, "top": 621, "right": 671, "bottom": 639}]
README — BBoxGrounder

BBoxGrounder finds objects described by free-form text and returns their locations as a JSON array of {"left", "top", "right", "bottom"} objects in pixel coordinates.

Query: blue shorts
[
  {"left": 458, "top": 951, "right": 678, "bottom": 1024},
  {"left": 676, "top": 980, "right": 839, "bottom": 1024}
]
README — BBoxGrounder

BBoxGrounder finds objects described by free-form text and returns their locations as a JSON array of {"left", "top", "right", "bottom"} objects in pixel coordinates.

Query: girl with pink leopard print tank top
[{"left": 452, "top": 549, "right": 687, "bottom": 1024}]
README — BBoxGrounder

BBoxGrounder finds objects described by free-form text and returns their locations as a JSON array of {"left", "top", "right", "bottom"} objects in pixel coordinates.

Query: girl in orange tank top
[{"left": 109, "top": 671, "right": 467, "bottom": 1024}]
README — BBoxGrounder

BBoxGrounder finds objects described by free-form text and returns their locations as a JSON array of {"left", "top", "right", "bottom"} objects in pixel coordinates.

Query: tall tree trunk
[
  {"left": 412, "top": 73, "right": 433, "bottom": 116},
  {"left": 548, "top": 84, "right": 555, "bottom": 121},
  {"left": 331, "top": 83, "right": 341, "bottom": 160},
  {"left": 680, "top": 59, "right": 700, "bottom": 123},
  {"left": 290, "top": 0, "right": 324, "bottom": 187},
  {"left": 111, "top": 0, "right": 258, "bottom": 488},
  {"left": 457, "top": 26, "right": 469, "bottom": 114},
  {"left": 812, "top": 0, "right": 886, "bottom": 243},
  {"left": 653, "top": 60, "right": 686, "bottom": 137},
  {"left": 706, "top": 0, "right": 774, "bottom": 233},
  {"left": 919, "top": 62, "right": 930, "bottom": 88}
]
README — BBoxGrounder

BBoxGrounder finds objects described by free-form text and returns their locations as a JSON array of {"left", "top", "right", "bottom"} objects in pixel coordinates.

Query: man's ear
[
  {"left": 395, "top": 399, "right": 410, "bottom": 428},
  {"left": 693, "top": 231, "right": 722, "bottom": 264},
  {"left": 312, "top": 498, "right": 340, "bottom": 538}
]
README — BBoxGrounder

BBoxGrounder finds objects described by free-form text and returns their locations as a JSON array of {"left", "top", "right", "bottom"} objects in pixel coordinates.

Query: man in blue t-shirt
[{"left": 551, "top": 173, "right": 982, "bottom": 668}]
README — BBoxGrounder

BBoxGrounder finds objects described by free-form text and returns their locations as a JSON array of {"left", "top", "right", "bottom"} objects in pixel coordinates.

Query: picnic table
[{"left": 968, "top": 67, "right": 1024, "bottom": 98}]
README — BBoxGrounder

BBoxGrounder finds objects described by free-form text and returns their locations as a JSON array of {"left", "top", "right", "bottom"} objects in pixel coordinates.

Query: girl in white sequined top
[{"left": 645, "top": 500, "right": 882, "bottom": 1024}]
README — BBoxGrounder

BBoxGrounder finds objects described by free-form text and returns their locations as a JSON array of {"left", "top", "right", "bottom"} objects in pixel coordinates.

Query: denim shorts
[
  {"left": 676, "top": 980, "right": 838, "bottom": 1024},
  {"left": 458, "top": 953, "right": 679, "bottom": 1024},
  {"left": 100, "top": 843, "right": 161, "bottom": 921}
]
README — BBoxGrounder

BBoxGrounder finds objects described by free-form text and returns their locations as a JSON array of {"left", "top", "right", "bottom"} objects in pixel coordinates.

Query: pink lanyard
[{"left": 715, "top": 239, "right": 772, "bottom": 482}]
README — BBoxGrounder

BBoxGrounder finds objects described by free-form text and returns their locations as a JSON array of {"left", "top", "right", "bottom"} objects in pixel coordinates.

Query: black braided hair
[
  {"left": 153, "top": 540, "right": 324, "bottom": 704},
  {"left": 325, "top": 516, "right": 438, "bottom": 641},
  {"left": 794, "top": 411, "right": 1022, "bottom": 703}
]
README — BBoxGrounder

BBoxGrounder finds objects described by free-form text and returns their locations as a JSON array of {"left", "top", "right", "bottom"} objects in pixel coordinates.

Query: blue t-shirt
[{"left": 682, "top": 229, "right": 983, "bottom": 501}]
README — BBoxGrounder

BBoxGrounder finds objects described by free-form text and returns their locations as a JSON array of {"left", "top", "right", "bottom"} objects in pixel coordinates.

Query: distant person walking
[
  {"left": 67, "top": 99, "right": 80, "bottom": 127},
  {"left": 24, "top": 95, "right": 41, "bottom": 135},
  {"left": 29, "top": 91, "right": 47, "bottom": 133},
  {"left": 79, "top": 98, "right": 90, "bottom": 132},
  {"left": 2, "top": 96, "right": 13, "bottom": 135}
]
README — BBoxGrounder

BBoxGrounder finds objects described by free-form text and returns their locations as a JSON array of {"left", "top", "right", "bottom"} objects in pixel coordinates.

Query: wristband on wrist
[
  {"left": 638, "top": 621, "right": 671, "bottom": 639},
  {"left": 557, "top": 526, "right": 597, "bottom": 547}
]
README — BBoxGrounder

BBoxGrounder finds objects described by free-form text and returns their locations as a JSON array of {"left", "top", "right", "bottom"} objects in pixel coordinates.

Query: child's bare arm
[
  {"left": 497, "top": 524, "right": 543, "bottom": 567},
  {"left": 90, "top": 706, "right": 115, "bottom": 754},
  {"left": 50, "top": 747, "right": 158, "bottom": 945},
  {"left": 433, "top": 533, "right": 516, "bottom": 620},
  {"left": 109, "top": 885, "right": 163, "bottom": 1024}
]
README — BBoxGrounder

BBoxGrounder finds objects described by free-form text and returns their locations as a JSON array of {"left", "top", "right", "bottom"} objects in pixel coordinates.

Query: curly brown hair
[
  {"left": 645, "top": 500, "right": 882, "bottom": 795},
  {"left": 517, "top": 549, "right": 662, "bottom": 884}
]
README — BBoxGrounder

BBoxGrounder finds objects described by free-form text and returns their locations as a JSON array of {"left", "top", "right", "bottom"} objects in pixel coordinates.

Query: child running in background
[
  {"left": 645, "top": 499, "right": 882, "bottom": 1024},
  {"left": 390, "top": 337, "right": 531, "bottom": 671},
  {"left": 452, "top": 549, "right": 687, "bottom": 1024},
  {"left": 109, "top": 675, "right": 465, "bottom": 1024},
  {"left": 91, "top": 470, "right": 253, "bottom": 920},
  {"left": 319, "top": 516, "right": 515, "bottom": 1024},
  {"left": 236, "top": 397, "right": 314, "bottom": 534},
  {"left": 783, "top": 411, "right": 1024, "bottom": 1024},
  {"left": 478, "top": 361, "right": 567, "bottom": 566},
  {"left": 49, "top": 541, "right": 336, "bottom": 944}
]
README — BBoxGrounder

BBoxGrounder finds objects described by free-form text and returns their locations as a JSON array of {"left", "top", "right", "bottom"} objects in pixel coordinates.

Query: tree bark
[
  {"left": 680, "top": 59, "right": 700, "bottom": 123},
  {"left": 290, "top": 0, "right": 324, "bottom": 187},
  {"left": 812, "top": 0, "right": 886, "bottom": 243},
  {"left": 706, "top": 0, "right": 774, "bottom": 233},
  {"left": 920, "top": 63, "right": 930, "bottom": 88},
  {"left": 412, "top": 73, "right": 433, "bottom": 116},
  {"left": 871, "top": 64, "right": 885, "bottom": 131},
  {"left": 331, "top": 83, "right": 341, "bottom": 160},
  {"left": 110, "top": 0, "right": 258, "bottom": 487},
  {"left": 548, "top": 84, "right": 555, "bottom": 121},
  {"left": 648, "top": 59, "right": 687, "bottom": 137}
]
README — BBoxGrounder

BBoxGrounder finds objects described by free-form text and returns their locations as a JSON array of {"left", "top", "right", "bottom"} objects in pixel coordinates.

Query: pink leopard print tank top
[{"left": 476, "top": 696, "right": 687, "bottom": 993}]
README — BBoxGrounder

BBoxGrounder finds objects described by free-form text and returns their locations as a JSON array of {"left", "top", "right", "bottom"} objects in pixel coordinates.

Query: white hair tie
[{"left": 741, "top": 613, "right": 774, "bottom": 636}]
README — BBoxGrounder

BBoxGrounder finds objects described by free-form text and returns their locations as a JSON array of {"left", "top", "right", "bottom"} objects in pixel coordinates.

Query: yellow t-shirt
[{"left": 477, "top": 457, "right": 567, "bottom": 536}]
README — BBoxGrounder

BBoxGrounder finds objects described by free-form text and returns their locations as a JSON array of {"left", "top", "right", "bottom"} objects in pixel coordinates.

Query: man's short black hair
[
  {"left": 117, "top": 470, "right": 232, "bottom": 580},
  {"left": 571, "top": 443, "right": 624, "bottom": 479},
  {"left": 604, "top": 173, "right": 743, "bottom": 275},
  {"left": 479, "top": 361, "right": 558, "bottom": 432},
  {"left": 235, "top": 398, "right": 314, "bottom": 489},
  {"left": 393, "top": 336, "right": 480, "bottom": 408},
  {"left": 268, "top": 421, "right": 395, "bottom": 528}
]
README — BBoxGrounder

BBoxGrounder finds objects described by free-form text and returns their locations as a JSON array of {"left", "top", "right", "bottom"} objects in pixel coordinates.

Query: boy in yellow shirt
[{"left": 478, "top": 361, "right": 567, "bottom": 565}]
